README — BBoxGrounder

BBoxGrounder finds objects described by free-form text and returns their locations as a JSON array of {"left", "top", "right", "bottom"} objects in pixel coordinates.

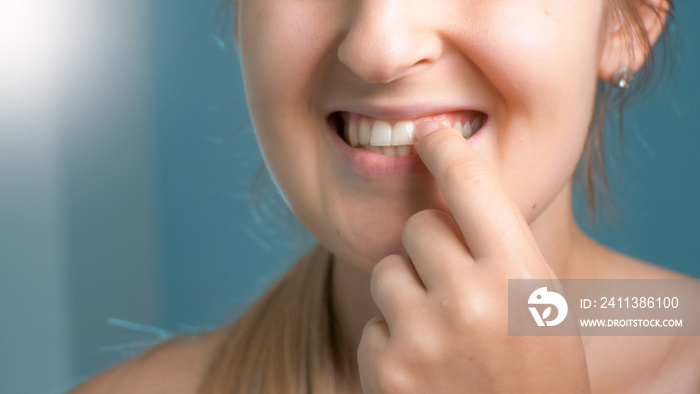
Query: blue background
[{"left": 0, "top": 1, "right": 698, "bottom": 393}]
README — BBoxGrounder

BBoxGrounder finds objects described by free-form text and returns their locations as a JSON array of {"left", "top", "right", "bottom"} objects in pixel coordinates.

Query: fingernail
[{"left": 415, "top": 120, "right": 441, "bottom": 141}]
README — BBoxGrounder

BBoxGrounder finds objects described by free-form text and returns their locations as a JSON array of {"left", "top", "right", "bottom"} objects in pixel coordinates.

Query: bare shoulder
[
  {"left": 583, "top": 241, "right": 700, "bottom": 392},
  {"left": 68, "top": 327, "right": 229, "bottom": 394},
  {"left": 636, "top": 334, "right": 700, "bottom": 393},
  {"left": 584, "top": 237, "right": 693, "bottom": 280},
  {"left": 666, "top": 335, "right": 700, "bottom": 391}
]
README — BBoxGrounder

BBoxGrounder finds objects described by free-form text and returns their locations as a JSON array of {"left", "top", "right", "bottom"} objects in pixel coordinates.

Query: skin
[
  {"left": 70, "top": 0, "right": 700, "bottom": 392},
  {"left": 231, "top": 0, "right": 698, "bottom": 392},
  {"left": 356, "top": 121, "right": 591, "bottom": 392}
]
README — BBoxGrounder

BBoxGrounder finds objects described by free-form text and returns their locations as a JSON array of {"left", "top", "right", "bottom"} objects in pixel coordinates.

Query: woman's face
[{"left": 237, "top": 0, "right": 609, "bottom": 271}]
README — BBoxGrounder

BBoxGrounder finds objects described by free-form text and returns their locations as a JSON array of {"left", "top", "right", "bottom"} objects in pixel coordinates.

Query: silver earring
[{"left": 611, "top": 67, "right": 634, "bottom": 89}]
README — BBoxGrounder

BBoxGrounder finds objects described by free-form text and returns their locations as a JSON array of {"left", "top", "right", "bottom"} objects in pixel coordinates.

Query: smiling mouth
[{"left": 329, "top": 111, "right": 487, "bottom": 157}]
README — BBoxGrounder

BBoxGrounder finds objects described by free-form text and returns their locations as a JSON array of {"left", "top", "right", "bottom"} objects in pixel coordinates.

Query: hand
[{"left": 357, "top": 121, "right": 590, "bottom": 393}]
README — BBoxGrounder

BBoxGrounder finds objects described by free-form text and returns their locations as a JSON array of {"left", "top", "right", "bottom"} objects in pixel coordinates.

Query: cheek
[
  {"left": 238, "top": 1, "right": 332, "bottom": 219},
  {"left": 236, "top": 0, "right": 608, "bottom": 263},
  {"left": 467, "top": 2, "right": 603, "bottom": 112},
  {"left": 462, "top": 3, "right": 603, "bottom": 218},
  {"left": 238, "top": 0, "right": 343, "bottom": 111},
  {"left": 238, "top": 3, "right": 322, "bottom": 123}
]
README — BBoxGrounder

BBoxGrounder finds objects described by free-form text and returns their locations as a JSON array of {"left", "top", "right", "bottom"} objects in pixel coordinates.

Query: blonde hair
[
  {"left": 199, "top": 1, "right": 673, "bottom": 392},
  {"left": 198, "top": 245, "right": 355, "bottom": 393}
]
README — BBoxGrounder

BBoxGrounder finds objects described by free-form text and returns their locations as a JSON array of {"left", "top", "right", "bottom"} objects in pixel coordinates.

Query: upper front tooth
[
  {"left": 359, "top": 118, "right": 372, "bottom": 145},
  {"left": 391, "top": 121, "right": 415, "bottom": 145},
  {"left": 369, "top": 120, "right": 392, "bottom": 146}
]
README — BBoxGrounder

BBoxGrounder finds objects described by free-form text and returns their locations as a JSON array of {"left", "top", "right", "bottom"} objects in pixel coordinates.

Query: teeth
[
  {"left": 461, "top": 121, "right": 473, "bottom": 137},
  {"left": 342, "top": 112, "right": 486, "bottom": 155},
  {"left": 391, "top": 121, "right": 414, "bottom": 145},
  {"left": 396, "top": 145, "right": 411, "bottom": 156},
  {"left": 359, "top": 118, "right": 372, "bottom": 145},
  {"left": 381, "top": 146, "right": 398, "bottom": 156},
  {"left": 470, "top": 115, "right": 483, "bottom": 133},
  {"left": 367, "top": 145, "right": 383, "bottom": 154},
  {"left": 360, "top": 144, "right": 414, "bottom": 157},
  {"left": 369, "top": 120, "right": 392, "bottom": 146},
  {"left": 347, "top": 117, "right": 359, "bottom": 147}
]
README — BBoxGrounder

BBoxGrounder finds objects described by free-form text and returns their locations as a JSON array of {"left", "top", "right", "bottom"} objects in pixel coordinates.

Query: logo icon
[{"left": 528, "top": 287, "right": 568, "bottom": 327}]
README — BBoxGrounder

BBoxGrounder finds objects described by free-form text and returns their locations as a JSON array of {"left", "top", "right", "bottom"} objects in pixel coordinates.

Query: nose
[{"left": 337, "top": 0, "right": 443, "bottom": 84}]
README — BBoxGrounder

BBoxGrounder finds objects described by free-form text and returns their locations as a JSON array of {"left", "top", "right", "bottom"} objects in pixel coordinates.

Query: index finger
[{"left": 413, "top": 121, "right": 528, "bottom": 259}]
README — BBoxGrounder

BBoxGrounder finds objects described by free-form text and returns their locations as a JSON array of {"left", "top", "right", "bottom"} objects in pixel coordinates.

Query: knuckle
[
  {"left": 437, "top": 291, "right": 491, "bottom": 328},
  {"left": 360, "top": 316, "right": 386, "bottom": 345},
  {"left": 402, "top": 209, "right": 440, "bottom": 242},
  {"left": 403, "top": 332, "right": 441, "bottom": 364},
  {"left": 371, "top": 357, "right": 411, "bottom": 393},
  {"left": 370, "top": 255, "right": 405, "bottom": 291},
  {"left": 406, "top": 208, "right": 438, "bottom": 226},
  {"left": 372, "top": 255, "right": 397, "bottom": 276},
  {"left": 368, "top": 336, "right": 441, "bottom": 392}
]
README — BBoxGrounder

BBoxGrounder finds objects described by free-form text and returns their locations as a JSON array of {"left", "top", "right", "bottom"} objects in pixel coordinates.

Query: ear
[{"left": 598, "top": 0, "right": 670, "bottom": 83}]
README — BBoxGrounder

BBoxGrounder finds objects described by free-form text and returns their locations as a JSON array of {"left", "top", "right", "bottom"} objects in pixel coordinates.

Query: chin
[{"left": 321, "top": 209, "right": 415, "bottom": 272}]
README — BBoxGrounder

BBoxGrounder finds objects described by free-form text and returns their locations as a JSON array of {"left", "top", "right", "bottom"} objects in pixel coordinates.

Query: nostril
[{"left": 337, "top": 16, "right": 443, "bottom": 85}]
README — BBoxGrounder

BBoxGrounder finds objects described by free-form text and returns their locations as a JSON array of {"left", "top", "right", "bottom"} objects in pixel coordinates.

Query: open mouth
[{"left": 329, "top": 110, "right": 487, "bottom": 157}]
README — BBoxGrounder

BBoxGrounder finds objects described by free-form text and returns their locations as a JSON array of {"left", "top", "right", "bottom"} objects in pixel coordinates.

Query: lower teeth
[{"left": 363, "top": 145, "right": 414, "bottom": 157}]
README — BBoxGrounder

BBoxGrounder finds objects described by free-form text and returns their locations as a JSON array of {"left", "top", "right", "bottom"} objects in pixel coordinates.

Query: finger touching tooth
[
  {"left": 438, "top": 118, "right": 452, "bottom": 128},
  {"left": 340, "top": 111, "right": 486, "bottom": 152},
  {"left": 454, "top": 121, "right": 463, "bottom": 136}
]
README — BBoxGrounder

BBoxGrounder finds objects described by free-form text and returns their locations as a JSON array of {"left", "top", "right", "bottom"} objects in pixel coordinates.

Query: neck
[{"left": 330, "top": 181, "right": 596, "bottom": 388}]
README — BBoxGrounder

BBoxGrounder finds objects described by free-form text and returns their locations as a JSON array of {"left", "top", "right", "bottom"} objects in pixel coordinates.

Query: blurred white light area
[
  {"left": 0, "top": 1, "right": 62, "bottom": 64},
  {"left": 0, "top": 0, "right": 155, "bottom": 392},
  {"left": 0, "top": 0, "right": 151, "bottom": 156},
  {"left": 0, "top": 2, "right": 75, "bottom": 392},
  {"left": 0, "top": 0, "right": 70, "bottom": 107}
]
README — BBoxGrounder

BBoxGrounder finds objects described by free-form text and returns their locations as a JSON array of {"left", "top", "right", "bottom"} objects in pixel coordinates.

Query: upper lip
[{"left": 325, "top": 103, "right": 487, "bottom": 121}]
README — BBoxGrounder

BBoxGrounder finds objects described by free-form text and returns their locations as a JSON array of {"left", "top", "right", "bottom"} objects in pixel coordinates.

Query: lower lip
[{"left": 326, "top": 122, "right": 482, "bottom": 179}]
